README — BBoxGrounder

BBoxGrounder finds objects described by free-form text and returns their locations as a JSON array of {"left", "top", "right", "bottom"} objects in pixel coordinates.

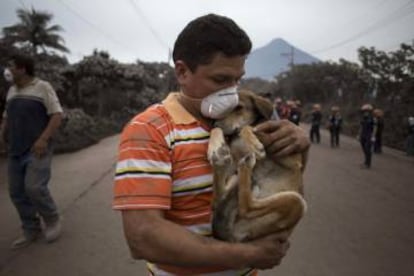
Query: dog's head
[{"left": 214, "top": 89, "right": 274, "bottom": 135}]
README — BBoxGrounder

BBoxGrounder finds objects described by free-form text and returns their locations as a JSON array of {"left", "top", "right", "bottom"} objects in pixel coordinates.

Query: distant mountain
[{"left": 245, "top": 38, "right": 320, "bottom": 80}]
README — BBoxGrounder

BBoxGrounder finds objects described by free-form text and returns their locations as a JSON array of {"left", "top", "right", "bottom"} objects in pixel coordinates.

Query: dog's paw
[
  {"left": 250, "top": 139, "right": 266, "bottom": 160},
  {"left": 208, "top": 141, "right": 232, "bottom": 167},
  {"left": 208, "top": 128, "right": 232, "bottom": 167},
  {"left": 239, "top": 153, "right": 256, "bottom": 169},
  {"left": 240, "top": 127, "right": 266, "bottom": 160}
]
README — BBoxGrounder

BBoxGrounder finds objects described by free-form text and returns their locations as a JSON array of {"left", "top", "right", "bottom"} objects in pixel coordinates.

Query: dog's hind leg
[
  {"left": 237, "top": 155, "right": 306, "bottom": 229},
  {"left": 234, "top": 211, "right": 296, "bottom": 241}
]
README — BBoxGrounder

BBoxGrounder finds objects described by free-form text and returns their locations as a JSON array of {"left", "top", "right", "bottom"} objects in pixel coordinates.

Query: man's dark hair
[
  {"left": 172, "top": 14, "right": 252, "bottom": 72},
  {"left": 10, "top": 54, "right": 35, "bottom": 76}
]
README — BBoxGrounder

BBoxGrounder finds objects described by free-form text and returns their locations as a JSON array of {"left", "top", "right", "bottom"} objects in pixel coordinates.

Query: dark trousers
[
  {"left": 374, "top": 134, "right": 382, "bottom": 153},
  {"left": 407, "top": 134, "right": 414, "bottom": 156},
  {"left": 330, "top": 128, "right": 340, "bottom": 147},
  {"left": 360, "top": 137, "right": 373, "bottom": 167},
  {"left": 310, "top": 125, "right": 320, "bottom": 143}
]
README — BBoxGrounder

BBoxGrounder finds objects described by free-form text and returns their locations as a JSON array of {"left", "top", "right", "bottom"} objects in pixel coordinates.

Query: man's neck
[
  {"left": 15, "top": 75, "right": 34, "bottom": 89},
  {"left": 177, "top": 93, "right": 213, "bottom": 127}
]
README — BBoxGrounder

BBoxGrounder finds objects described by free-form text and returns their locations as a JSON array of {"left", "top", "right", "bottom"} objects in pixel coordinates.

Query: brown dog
[{"left": 207, "top": 89, "right": 306, "bottom": 242}]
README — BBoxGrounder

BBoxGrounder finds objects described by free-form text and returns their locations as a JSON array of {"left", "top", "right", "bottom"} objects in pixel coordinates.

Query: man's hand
[
  {"left": 31, "top": 137, "right": 48, "bottom": 158},
  {"left": 254, "top": 119, "right": 310, "bottom": 159},
  {"left": 246, "top": 231, "right": 291, "bottom": 270}
]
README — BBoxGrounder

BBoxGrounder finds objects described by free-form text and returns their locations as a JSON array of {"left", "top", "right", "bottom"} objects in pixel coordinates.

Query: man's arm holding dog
[
  {"left": 122, "top": 209, "right": 290, "bottom": 270},
  {"left": 254, "top": 119, "right": 310, "bottom": 166}
]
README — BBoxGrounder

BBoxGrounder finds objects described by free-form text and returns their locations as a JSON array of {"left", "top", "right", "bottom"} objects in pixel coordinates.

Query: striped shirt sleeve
[{"left": 113, "top": 113, "right": 172, "bottom": 210}]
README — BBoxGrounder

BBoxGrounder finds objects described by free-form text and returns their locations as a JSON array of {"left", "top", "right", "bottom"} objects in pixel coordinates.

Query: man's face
[
  {"left": 7, "top": 61, "right": 25, "bottom": 82},
  {"left": 176, "top": 53, "right": 246, "bottom": 99}
]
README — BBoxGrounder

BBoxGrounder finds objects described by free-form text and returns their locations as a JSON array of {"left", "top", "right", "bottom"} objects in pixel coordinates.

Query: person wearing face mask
[
  {"left": 0, "top": 54, "right": 63, "bottom": 249},
  {"left": 1, "top": 67, "right": 12, "bottom": 143},
  {"left": 373, "top": 108, "right": 384, "bottom": 154},
  {"left": 0, "top": 68, "right": 12, "bottom": 154},
  {"left": 406, "top": 116, "right": 414, "bottom": 156},
  {"left": 358, "top": 104, "right": 376, "bottom": 169},
  {"left": 113, "top": 14, "right": 310, "bottom": 276},
  {"left": 328, "top": 106, "right": 342, "bottom": 148}
]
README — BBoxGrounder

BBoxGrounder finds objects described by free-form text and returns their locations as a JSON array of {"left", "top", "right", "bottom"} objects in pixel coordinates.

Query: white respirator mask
[
  {"left": 200, "top": 86, "right": 239, "bottom": 119},
  {"left": 3, "top": 68, "right": 13, "bottom": 83}
]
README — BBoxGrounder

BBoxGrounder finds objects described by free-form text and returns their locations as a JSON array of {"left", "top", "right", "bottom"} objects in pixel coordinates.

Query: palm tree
[{"left": 2, "top": 7, "right": 69, "bottom": 56}]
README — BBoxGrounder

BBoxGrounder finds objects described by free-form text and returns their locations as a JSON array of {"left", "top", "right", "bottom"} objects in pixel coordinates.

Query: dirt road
[{"left": 1, "top": 129, "right": 413, "bottom": 276}]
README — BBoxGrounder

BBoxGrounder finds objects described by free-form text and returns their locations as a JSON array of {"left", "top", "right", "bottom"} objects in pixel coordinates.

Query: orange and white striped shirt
[{"left": 113, "top": 92, "right": 256, "bottom": 276}]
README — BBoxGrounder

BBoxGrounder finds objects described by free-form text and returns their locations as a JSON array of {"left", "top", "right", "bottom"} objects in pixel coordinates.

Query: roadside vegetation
[{"left": 1, "top": 7, "right": 412, "bottom": 152}]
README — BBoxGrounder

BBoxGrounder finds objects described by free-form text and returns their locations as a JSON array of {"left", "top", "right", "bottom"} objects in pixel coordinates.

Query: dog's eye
[{"left": 234, "top": 105, "right": 243, "bottom": 111}]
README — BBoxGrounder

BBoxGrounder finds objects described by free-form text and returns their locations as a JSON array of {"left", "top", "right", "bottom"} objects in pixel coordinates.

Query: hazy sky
[{"left": 1, "top": 0, "right": 413, "bottom": 64}]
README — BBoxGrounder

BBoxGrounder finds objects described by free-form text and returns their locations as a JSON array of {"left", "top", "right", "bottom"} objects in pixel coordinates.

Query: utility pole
[
  {"left": 281, "top": 46, "right": 295, "bottom": 68},
  {"left": 168, "top": 48, "right": 172, "bottom": 65}
]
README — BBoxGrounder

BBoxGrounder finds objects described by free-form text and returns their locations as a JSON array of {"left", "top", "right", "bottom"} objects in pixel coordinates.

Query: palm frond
[{"left": 3, "top": 7, "right": 69, "bottom": 55}]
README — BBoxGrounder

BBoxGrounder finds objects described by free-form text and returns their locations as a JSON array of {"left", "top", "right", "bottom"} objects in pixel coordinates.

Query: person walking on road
[
  {"left": 328, "top": 106, "right": 342, "bottom": 148},
  {"left": 275, "top": 97, "right": 290, "bottom": 120},
  {"left": 113, "top": 14, "right": 310, "bottom": 276},
  {"left": 358, "top": 104, "right": 376, "bottom": 169},
  {"left": 288, "top": 100, "right": 301, "bottom": 125},
  {"left": 0, "top": 54, "right": 63, "bottom": 249},
  {"left": 310, "top": 103, "right": 322, "bottom": 144},
  {"left": 406, "top": 116, "right": 414, "bottom": 156},
  {"left": 373, "top": 108, "right": 384, "bottom": 154}
]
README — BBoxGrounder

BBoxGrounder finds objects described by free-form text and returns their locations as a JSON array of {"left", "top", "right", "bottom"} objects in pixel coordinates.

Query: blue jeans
[{"left": 8, "top": 148, "right": 59, "bottom": 235}]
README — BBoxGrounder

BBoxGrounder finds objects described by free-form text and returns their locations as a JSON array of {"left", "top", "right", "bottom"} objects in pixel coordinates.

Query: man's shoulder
[
  {"left": 32, "top": 78, "right": 52, "bottom": 89},
  {"left": 128, "top": 102, "right": 171, "bottom": 128},
  {"left": 6, "top": 85, "right": 17, "bottom": 99},
  {"left": 121, "top": 103, "right": 173, "bottom": 145}
]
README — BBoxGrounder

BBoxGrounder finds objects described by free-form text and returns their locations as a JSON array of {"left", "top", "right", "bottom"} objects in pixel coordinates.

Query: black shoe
[{"left": 360, "top": 164, "right": 370, "bottom": 169}]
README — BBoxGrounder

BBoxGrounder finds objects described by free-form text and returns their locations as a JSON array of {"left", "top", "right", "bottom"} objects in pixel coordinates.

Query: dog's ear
[{"left": 251, "top": 94, "right": 274, "bottom": 120}]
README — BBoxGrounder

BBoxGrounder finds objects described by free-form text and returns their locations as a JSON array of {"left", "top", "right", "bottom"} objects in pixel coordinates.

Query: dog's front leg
[
  {"left": 208, "top": 127, "right": 234, "bottom": 205},
  {"left": 236, "top": 126, "right": 266, "bottom": 217},
  {"left": 237, "top": 153, "right": 255, "bottom": 218},
  {"left": 238, "top": 126, "right": 266, "bottom": 160}
]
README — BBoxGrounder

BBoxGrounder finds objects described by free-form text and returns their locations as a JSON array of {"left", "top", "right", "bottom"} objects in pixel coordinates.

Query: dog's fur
[{"left": 207, "top": 90, "right": 306, "bottom": 242}]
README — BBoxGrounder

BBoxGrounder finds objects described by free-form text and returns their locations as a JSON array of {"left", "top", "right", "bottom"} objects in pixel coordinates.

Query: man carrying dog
[
  {"left": 1, "top": 54, "right": 63, "bottom": 249},
  {"left": 113, "top": 14, "right": 310, "bottom": 275}
]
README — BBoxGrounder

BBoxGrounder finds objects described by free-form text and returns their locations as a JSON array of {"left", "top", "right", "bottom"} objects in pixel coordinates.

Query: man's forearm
[
  {"left": 122, "top": 210, "right": 256, "bottom": 269},
  {"left": 39, "top": 113, "right": 62, "bottom": 141}
]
